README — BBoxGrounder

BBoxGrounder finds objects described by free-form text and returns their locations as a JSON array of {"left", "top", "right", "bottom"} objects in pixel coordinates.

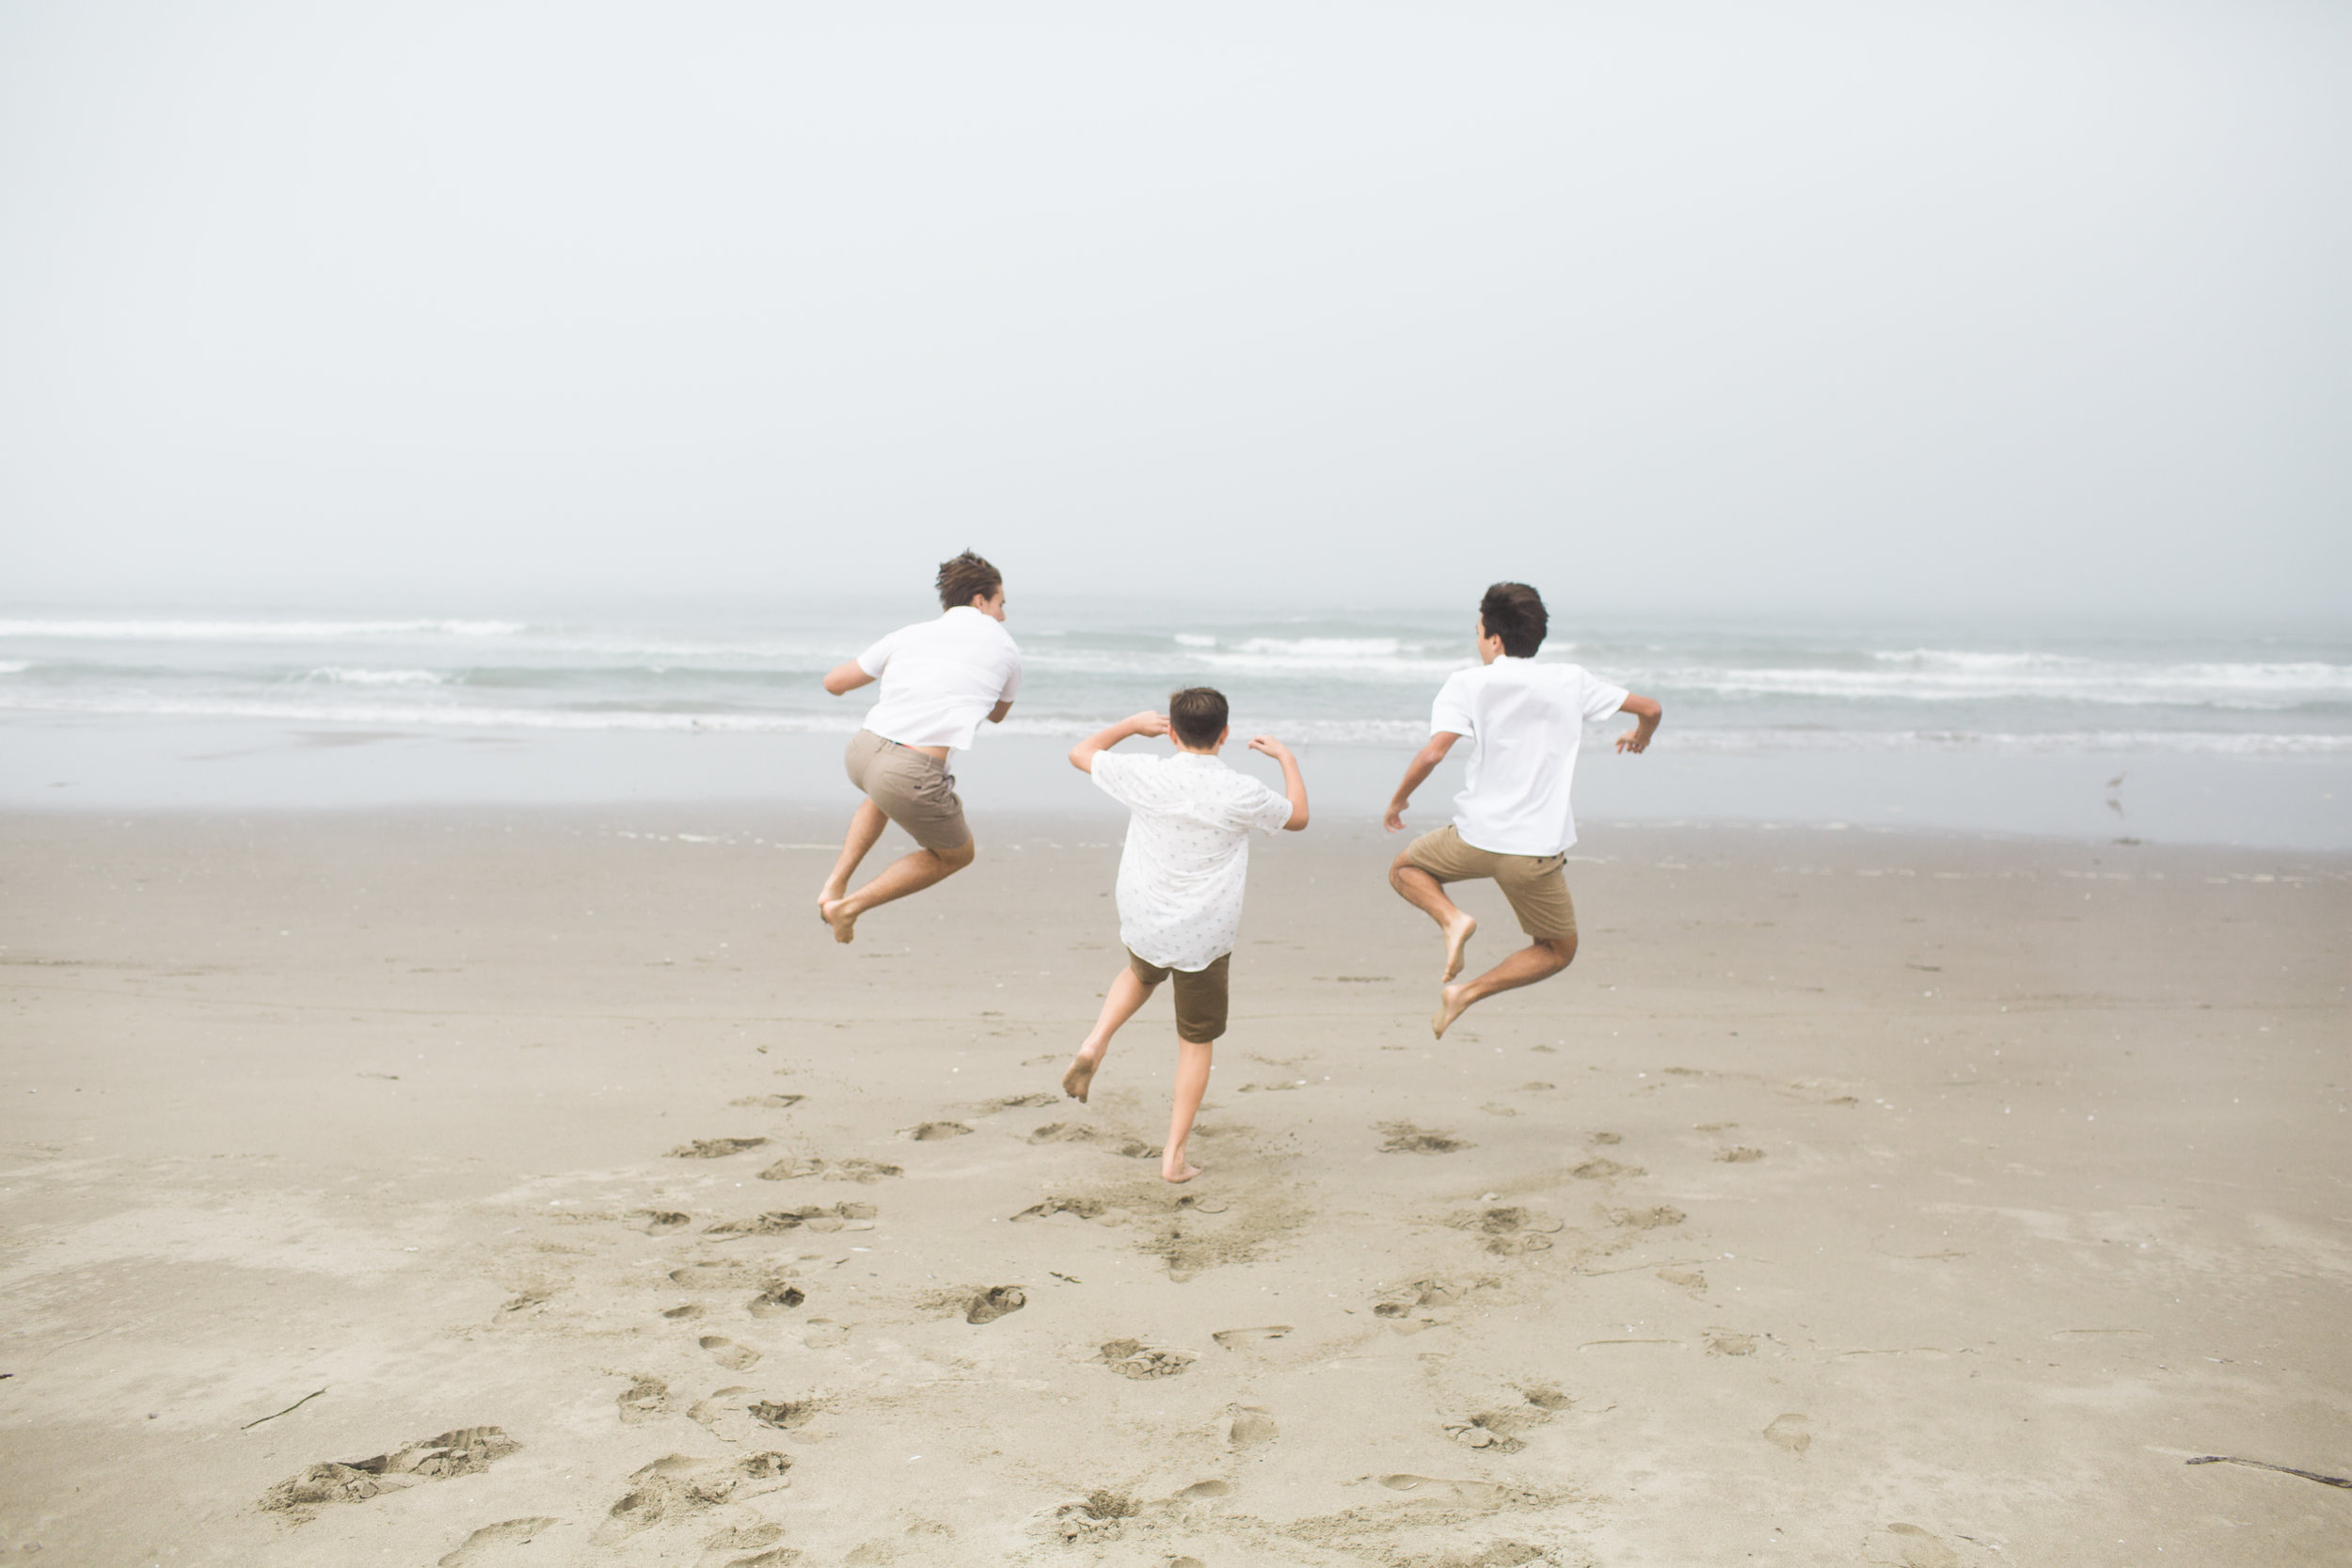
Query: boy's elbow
[
  {"left": 1067, "top": 748, "right": 1092, "bottom": 773},
  {"left": 1284, "top": 807, "right": 1310, "bottom": 832}
]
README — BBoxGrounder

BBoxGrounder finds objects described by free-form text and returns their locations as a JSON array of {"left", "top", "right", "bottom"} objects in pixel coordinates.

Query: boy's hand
[
  {"left": 1246, "top": 735, "right": 1291, "bottom": 760},
  {"left": 1384, "top": 800, "right": 1408, "bottom": 832},
  {"left": 1614, "top": 727, "right": 1650, "bottom": 753},
  {"left": 1129, "top": 711, "right": 1170, "bottom": 738}
]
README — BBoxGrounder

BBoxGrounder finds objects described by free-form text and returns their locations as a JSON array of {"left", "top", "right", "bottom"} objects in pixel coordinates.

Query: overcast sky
[{"left": 3, "top": 2, "right": 2345, "bottom": 621}]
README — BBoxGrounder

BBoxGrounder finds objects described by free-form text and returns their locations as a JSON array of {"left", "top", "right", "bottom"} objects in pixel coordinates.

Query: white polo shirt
[
  {"left": 1091, "top": 751, "right": 1295, "bottom": 972},
  {"left": 855, "top": 606, "right": 1023, "bottom": 751},
  {"left": 1431, "top": 657, "right": 1630, "bottom": 857}
]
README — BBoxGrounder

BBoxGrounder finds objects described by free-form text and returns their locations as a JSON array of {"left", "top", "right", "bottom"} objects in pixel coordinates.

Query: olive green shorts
[
  {"left": 1404, "top": 823, "right": 1578, "bottom": 942},
  {"left": 1126, "top": 948, "right": 1232, "bottom": 1044},
  {"left": 844, "top": 730, "right": 971, "bottom": 854}
]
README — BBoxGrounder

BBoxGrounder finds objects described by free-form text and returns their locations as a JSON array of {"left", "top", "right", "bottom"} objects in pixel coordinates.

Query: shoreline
[{"left": 1, "top": 812, "right": 2344, "bottom": 1565}]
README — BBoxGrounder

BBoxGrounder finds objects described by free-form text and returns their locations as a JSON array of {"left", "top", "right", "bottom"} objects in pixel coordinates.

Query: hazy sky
[{"left": 3, "top": 2, "right": 2346, "bottom": 620}]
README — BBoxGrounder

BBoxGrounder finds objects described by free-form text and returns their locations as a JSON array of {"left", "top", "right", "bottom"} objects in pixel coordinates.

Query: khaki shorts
[
  {"left": 1126, "top": 948, "right": 1231, "bottom": 1044},
  {"left": 1404, "top": 824, "right": 1578, "bottom": 942},
  {"left": 844, "top": 730, "right": 971, "bottom": 854}
]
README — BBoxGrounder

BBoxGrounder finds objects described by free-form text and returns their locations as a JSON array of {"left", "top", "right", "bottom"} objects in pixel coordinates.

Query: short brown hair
[
  {"left": 1478, "top": 581, "right": 1547, "bottom": 658},
  {"left": 1168, "top": 687, "right": 1230, "bottom": 749},
  {"left": 936, "top": 550, "right": 1002, "bottom": 610}
]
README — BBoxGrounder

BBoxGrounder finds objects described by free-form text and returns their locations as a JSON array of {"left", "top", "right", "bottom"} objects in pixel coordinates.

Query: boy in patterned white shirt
[{"left": 1060, "top": 688, "right": 1310, "bottom": 1183}]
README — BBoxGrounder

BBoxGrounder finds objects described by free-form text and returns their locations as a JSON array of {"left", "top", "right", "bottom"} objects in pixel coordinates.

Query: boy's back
[{"left": 1091, "top": 751, "right": 1295, "bottom": 972}]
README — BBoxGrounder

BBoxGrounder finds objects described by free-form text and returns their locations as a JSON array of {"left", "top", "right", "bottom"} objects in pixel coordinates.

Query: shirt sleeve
[
  {"left": 854, "top": 627, "right": 904, "bottom": 679},
  {"left": 996, "top": 647, "right": 1023, "bottom": 702},
  {"left": 1089, "top": 750, "right": 1142, "bottom": 808},
  {"left": 1244, "top": 782, "right": 1296, "bottom": 835},
  {"left": 1581, "top": 668, "right": 1632, "bottom": 721},
  {"left": 1430, "top": 671, "right": 1475, "bottom": 736}
]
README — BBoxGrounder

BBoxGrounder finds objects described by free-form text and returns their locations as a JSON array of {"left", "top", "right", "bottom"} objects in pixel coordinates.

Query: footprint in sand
[
  {"left": 899, "top": 1120, "right": 972, "bottom": 1141},
  {"left": 1571, "top": 1156, "right": 1645, "bottom": 1180},
  {"left": 596, "top": 1452, "right": 790, "bottom": 1543},
  {"left": 760, "top": 1155, "right": 903, "bottom": 1183},
  {"left": 1029, "top": 1122, "right": 1159, "bottom": 1158},
  {"left": 1096, "top": 1338, "right": 1194, "bottom": 1379},
  {"left": 630, "top": 1210, "right": 691, "bottom": 1236},
  {"left": 437, "top": 1516, "right": 562, "bottom": 1567},
  {"left": 1609, "top": 1205, "right": 1685, "bottom": 1229},
  {"left": 1378, "top": 1121, "right": 1472, "bottom": 1154},
  {"left": 705, "top": 1203, "right": 877, "bottom": 1235},
  {"left": 669, "top": 1137, "right": 769, "bottom": 1159},
  {"left": 1227, "top": 1405, "right": 1278, "bottom": 1449},
  {"left": 1052, "top": 1490, "right": 1139, "bottom": 1544},
  {"left": 1658, "top": 1266, "right": 1708, "bottom": 1294},
  {"left": 745, "top": 1284, "right": 806, "bottom": 1318},
  {"left": 700, "top": 1523, "right": 787, "bottom": 1564},
  {"left": 262, "top": 1427, "right": 519, "bottom": 1513},
  {"left": 1011, "top": 1196, "right": 1112, "bottom": 1222},
  {"left": 1763, "top": 1413, "right": 1810, "bottom": 1453},
  {"left": 700, "top": 1336, "right": 761, "bottom": 1370},
  {"left": 965, "top": 1285, "right": 1026, "bottom": 1323},
  {"left": 1715, "top": 1145, "right": 1766, "bottom": 1163},
  {"left": 992, "top": 1092, "right": 1059, "bottom": 1110},
  {"left": 1705, "top": 1329, "right": 1757, "bottom": 1356},
  {"left": 1210, "top": 1324, "right": 1291, "bottom": 1349},
  {"left": 1373, "top": 1278, "right": 1461, "bottom": 1321},
  {"left": 1444, "top": 1389, "right": 1566, "bottom": 1453},
  {"left": 617, "top": 1377, "right": 673, "bottom": 1425},
  {"left": 1448, "top": 1206, "right": 1563, "bottom": 1255},
  {"left": 1174, "top": 1480, "right": 1232, "bottom": 1501},
  {"left": 1871, "top": 1523, "right": 1962, "bottom": 1568},
  {"left": 1588, "top": 1131, "right": 1621, "bottom": 1145},
  {"left": 730, "top": 1094, "right": 804, "bottom": 1109},
  {"left": 662, "top": 1303, "right": 705, "bottom": 1321}
]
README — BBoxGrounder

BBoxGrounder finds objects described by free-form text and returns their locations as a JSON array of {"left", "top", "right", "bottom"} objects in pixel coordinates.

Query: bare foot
[
  {"left": 1440, "top": 912, "right": 1477, "bottom": 982},
  {"left": 1431, "top": 982, "right": 1471, "bottom": 1039},
  {"left": 1161, "top": 1158, "right": 1201, "bottom": 1183},
  {"left": 1062, "top": 1049, "right": 1103, "bottom": 1103},
  {"left": 816, "top": 882, "right": 846, "bottom": 924},
  {"left": 820, "top": 897, "right": 858, "bottom": 945}
]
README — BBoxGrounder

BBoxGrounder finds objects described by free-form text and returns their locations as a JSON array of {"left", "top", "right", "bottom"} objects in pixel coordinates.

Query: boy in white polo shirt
[
  {"left": 1385, "top": 582, "right": 1661, "bottom": 1038},
  {"left": 1059, "top": 688, "right": 1309, "bottom": 1183},
  {"left": 817, "top": 550, "right": 1022, "bottom": 943}
]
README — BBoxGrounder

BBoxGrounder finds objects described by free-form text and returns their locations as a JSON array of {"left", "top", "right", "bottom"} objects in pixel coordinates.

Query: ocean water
[{"left": 4, "top": 600, "right": 2347, "bottom": 846}]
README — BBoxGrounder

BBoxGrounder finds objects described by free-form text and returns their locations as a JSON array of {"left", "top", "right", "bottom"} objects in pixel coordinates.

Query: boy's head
[
  {"left": 1168, "top": 687, "right": 1230, "bottom": 751},
  {"left": 936, "top": 550, "right": 1004, "bottom": 612},
  {"left": 1477, "top": 581, "right": 1547, "bottom": 658}
]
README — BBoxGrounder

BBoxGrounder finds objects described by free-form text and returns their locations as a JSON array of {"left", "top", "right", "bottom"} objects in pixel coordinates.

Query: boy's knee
[
  {"left": 1537, "top": 935, "right": 1577, "bottom": 970},
  {"left": 934, "top": 838, "right": 977, "bottom": 871},
  {"left": 1389, "top": 853, "right": 1427, "bottom": 889}
]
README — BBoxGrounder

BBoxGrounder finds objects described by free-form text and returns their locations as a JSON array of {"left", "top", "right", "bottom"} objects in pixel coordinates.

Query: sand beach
[{"left": 1, "top": 808, "right": 2345, "bottom": 1565}]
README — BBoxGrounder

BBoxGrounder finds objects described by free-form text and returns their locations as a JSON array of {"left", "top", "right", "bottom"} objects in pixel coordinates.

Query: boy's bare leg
[
  {"left": 821, "top": 837, "right": 976, "bottom": 944},
  {"left": 818, "top": 800, "right": 890, "bottom": 919},
  {"left": 1432, "top": 935, "right": 1576, "bottom": 1038},
  {"left": 1064, "top": 967, "right": 1155, "bottom": 1102},
  {"left": 1162, "top": 1037, "right": 1214, "bottom": 1183},
  {"left": 1389, "top": 855, "right": 1477, "bottom": 982}
]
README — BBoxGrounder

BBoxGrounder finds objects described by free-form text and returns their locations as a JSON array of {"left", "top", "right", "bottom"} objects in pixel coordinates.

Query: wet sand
[{"left": 1, "top": 809, "right": 2345, "bottom": 1566}]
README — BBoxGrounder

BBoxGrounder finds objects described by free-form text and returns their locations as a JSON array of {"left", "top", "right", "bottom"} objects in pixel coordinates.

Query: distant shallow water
[{"left": 3, "top": 602, "right": 2346, "bottom": 847}]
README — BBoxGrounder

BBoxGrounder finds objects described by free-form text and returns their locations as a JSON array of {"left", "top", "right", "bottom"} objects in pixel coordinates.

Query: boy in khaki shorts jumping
[
  {"left": 1385, "top": 582, "right": 1661, "bottom": 1037},
  {"left": 1060, "top": 689, "right": 1309, "bottom": 1183},
  {"left": 817, "top": 551, "right": 1021, "bottom": 942}
]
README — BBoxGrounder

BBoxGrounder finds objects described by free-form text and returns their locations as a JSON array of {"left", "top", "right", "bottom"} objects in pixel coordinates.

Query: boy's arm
[
  {"left": 1069, "top": 710, "right": 1168, "bottom": 773},
  {"left": 1614, "top": 693, "right": 1662, "bottom": 753},
  {"left": 987, "top": 699, "right": 1014, "bottom": 724},
  {"left": 1384, "top": 731, "right": 1462, "bottom": 832},
  {"left": 1246, "top": 736, "right": 1310, "bottom": 831},
  {"left": 821, "top": 659, "right": 875, "bottom": 696}
]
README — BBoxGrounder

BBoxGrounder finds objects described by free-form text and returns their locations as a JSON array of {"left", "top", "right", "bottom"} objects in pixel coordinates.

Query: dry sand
[{"left": 1, "top": 809, "right": 2346, "bottom": 1566}]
